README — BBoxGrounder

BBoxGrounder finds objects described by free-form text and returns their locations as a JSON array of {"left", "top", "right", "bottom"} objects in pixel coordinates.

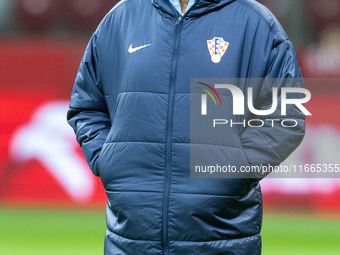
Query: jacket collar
[{"left": 151, "top": 0, "right": 236, "bottom": 19}]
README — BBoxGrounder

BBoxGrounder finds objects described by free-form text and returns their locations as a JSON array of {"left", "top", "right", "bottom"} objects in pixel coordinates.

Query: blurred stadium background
[{"left": 0, "top": 0, "right": 340, "bottom": 254}]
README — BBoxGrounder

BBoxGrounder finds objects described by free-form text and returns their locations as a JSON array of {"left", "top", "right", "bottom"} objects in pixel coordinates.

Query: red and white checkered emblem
[{"left": 207, "top": 37, "right": 229, "bottom": 63}]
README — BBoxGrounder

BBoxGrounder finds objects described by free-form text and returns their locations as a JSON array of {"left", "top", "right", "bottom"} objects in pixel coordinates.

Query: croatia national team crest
[{"left": 207, "top": 37, "right": 229, "bottom": 63}]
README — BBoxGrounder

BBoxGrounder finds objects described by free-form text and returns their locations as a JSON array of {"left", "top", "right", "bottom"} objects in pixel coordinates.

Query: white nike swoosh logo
[{"left": 128, "top": 43, "right": 151, "bottom": 53}]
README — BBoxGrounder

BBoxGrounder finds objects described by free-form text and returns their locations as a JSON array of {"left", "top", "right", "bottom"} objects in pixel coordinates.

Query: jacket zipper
[{"left": 163, "top": 16, "right": 183, "bottom": 255}]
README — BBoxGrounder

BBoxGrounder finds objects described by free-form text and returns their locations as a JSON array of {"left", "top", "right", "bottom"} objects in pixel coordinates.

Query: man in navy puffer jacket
[{"left": 67, "top": 0, "right": 305, "bottom": 254}]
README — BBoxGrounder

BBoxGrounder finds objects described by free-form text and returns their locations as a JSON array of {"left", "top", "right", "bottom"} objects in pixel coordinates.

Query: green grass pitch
[
  {"left": 0, "top": 209, "right": 340, "bottom": 254},
  {"left": 0, "top": 209, "right": 106, "bottom": 255}
]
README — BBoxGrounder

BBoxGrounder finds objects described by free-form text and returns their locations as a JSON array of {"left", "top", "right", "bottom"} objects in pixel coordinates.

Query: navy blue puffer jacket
[{"left": 67, "top": 0, "right": 305, "bottom": 254}]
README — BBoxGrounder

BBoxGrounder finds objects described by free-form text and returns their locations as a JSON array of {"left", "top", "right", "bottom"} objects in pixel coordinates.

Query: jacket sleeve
[
  {"left": 239, "top": 37, "right": 305, "bottom": 179},
  {"left": 67, "top": 31, "right": 111, "bottom": 176}
]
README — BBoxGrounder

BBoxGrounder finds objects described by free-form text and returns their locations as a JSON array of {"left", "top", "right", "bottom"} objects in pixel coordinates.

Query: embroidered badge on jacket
[{"left": 207, "top": 37, "right": 229, "bottom": 63}]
